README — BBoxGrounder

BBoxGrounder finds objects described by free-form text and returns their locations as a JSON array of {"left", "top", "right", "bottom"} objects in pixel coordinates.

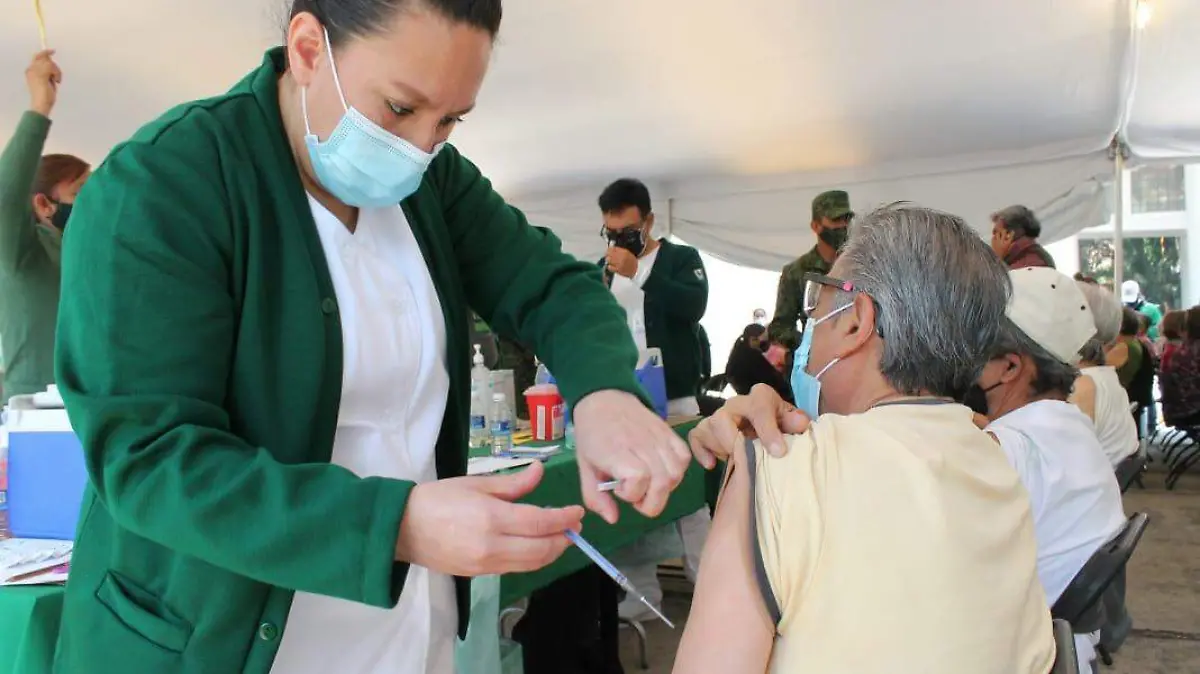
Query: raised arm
[{"left": 0, "top": 51, "right": 57, "bottom": 272}]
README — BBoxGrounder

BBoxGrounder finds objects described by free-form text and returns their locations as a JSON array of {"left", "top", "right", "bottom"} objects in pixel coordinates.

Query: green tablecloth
[
  {"left": 0, "top": 585, "right": 64, "bottom": 674},
  {"left": 0, "top": 420, "right": 705, "bottom": 674}
]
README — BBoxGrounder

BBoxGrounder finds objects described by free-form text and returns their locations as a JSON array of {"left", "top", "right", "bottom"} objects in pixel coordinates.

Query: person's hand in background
[
  {"left": 572, "top": 389, "right": 691, "bottom": 524},
  {"left": 688, "top": 384, "right": 810, "bottom": 469},
  {"left": 26, "top": 50, "right": 61, "bottom": 118},
  {"left": 395, "top": 462, "right": 584, "bottom": 576},
  {"left": 604, "top": 247, "right": 639, "bottom": 279}
]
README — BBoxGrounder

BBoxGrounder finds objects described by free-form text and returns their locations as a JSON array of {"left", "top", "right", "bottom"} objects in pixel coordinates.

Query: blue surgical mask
[
  {"left": 302, "top": 28, "right": 443, "bottom": 208},
  {"left": 790, "top": 303, "right": 853, "bottom": 419}
]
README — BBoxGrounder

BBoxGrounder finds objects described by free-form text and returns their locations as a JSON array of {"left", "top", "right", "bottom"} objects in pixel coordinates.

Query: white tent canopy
[{"left": 1, "top": 0, "right": 1197, "bottom": 268}]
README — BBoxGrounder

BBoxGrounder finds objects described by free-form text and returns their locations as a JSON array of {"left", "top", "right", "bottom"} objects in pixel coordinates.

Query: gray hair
[
  {"left": 990, "top": 318, "right": 1080, "bottom": 396},
  {"left": 1076, "top": 281, "right": 1123, "bottom": 365},
  {"left": 836, "top": 203, "right": 1011, "bottom": 397}
]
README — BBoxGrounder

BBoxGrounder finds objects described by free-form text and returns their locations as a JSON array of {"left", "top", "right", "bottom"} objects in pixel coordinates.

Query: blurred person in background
[
  {"left": 724, "top": 323, "right": 793, "bottom": 403},
  {"left": 676, "top": 205, "right": 1054, "bottom": 674},
  {"left": 752, "top": 307, "right": 767, "bottom": 326},
  {"left": 1122, "top": 280, "right": 1162, "bottom": 341},
  {"left": 0, "top": 50, "right": 90, "bottom": 397},
  {"left": 1159, "top": 307, "right": 1200, "bottom": 429},
  {"left": 1072, "top": 281, "right": 1139, "bottom": 467},
  {"left": 597, "top": 177, "right": 712, "bottom": 623},
  {"left": 1158, "top": 310, "right": 1185, "bottom": 371},
  {"left": 768, "top": 190, "right": 853, "bottom": 350},
  {"left": 1109, "top": 308, "right": 1156, "bottom": 438},
  {"left": 991, "top": 205, "right": 1055, "bottom": 269}
]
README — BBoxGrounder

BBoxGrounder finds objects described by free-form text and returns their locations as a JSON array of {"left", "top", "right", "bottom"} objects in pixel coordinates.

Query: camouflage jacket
[{"left": 767, "top": 246, "right": 832, "bottom": 350}]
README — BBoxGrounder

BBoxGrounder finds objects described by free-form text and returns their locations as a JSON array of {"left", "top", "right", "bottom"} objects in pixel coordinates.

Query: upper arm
[
  {"left": 431, "top": 146, "right": 642, "bottom": 406},
  {"left": 1069, "top": 375, "right": 1098, "bottom": 421},
  {"left": 0, "top": 112, "right": 51, "bottom": 272},
  {"left": 674, "top": 439, "right": 776, "bottom": 673}
]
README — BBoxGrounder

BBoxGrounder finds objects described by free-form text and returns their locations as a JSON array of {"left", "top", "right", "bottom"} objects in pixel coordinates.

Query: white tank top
[{"left": 1081, "top": 366, "right": 1139, "bottom": 467}]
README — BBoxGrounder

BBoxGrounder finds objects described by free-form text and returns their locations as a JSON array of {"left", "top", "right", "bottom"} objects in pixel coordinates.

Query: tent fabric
[{"left": 1, "top": 0, "right": 1196, "bottom": 269}]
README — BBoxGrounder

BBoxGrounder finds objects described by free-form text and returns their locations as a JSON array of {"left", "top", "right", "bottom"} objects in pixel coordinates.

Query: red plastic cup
[{"left": 526, "top": 389, "right": 565, "bottom": 441}]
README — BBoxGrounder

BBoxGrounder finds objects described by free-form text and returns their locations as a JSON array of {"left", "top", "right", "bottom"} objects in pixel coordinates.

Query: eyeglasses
[
  {"left": 803, "top": 273, "right": 860, "bottom": 314},
  {"left": 803, "top": 272, "right": 886, "bottom": 337}
]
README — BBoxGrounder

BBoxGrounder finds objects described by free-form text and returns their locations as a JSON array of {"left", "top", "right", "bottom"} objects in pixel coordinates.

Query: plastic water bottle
[
  {"left": 0, "top": 431, "right": 8, "bottom": 539},
  {"left": 490, "top": 393, "right": 514, "bottom": 456},
  {"left": 469, "top": 379, "right": 489, "bottom": 449},
  {"left": 564, "top": 404, "right": 576, "bottom": 451},
  {"left": 534, "top": 358, "right": 553, "bottom": 387},
  {"left": 471, "top": 344, "right": 492, "bottom": 428}
]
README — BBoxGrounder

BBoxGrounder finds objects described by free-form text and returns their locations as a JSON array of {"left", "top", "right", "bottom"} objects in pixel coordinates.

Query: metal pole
[
  {"left": 665, "top": 197, "right": 675, "bottom": 240},
  {"left": 1113, "top": 145, "right": 1125, "bottom": 291}
]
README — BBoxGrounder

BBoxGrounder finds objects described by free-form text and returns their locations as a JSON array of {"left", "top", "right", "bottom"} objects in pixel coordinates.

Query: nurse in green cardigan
[{"left": 52, "top": 1, "right": 692, "bottom": 672}]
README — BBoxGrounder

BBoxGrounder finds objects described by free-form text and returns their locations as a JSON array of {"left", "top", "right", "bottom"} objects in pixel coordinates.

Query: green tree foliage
[{"left": 1079, "top": 236, "right": 1182, "bottom": 310}]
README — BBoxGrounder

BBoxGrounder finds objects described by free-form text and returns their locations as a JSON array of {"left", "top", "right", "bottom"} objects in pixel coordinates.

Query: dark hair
[
  {"left": 33, "top": 154, "right": 89, "bottom": 199},
  {"left": 1186, "top": 307, "right": 1200, "bottom": 341},
  {"left": 992, "top": 204, "right": 1042, "bottom": 239},
  {"left": 598, "top": 178, "right": 652, "bottom": 218},
  {"left": 1120, "top": 307, "right": 1142, "bottom": 337},
  {"left": 1162, "top": 310, "right": 1186, "bottom": 341},
  {"left": 289, "top": 0, "right": 502, "bottom": 47},
  {"left": 741, "top": 323, "right": 767, "bottom": 342}
]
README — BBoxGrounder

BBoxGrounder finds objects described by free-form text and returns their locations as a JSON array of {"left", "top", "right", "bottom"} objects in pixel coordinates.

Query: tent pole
[
  {"left": 666, "top": 197, "right": 675, "bottom": 240},
  {"left": 1113, "top": 142, "right": 1126, "bottom": 291}
]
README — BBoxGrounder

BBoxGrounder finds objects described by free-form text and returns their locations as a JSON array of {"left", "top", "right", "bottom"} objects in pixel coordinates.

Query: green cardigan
[
  {"left": 53, "top": 48, "right": 643, "bottom": 673},
  {"left": 0, "top": 111, "right": 63, "bottom": 397}
]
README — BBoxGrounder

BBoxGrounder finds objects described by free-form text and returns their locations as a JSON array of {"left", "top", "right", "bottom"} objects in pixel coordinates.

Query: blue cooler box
[
  {"left": 635, "top": 348, "right": 668, "bottom": 419},
  {"left": 6, "top": 390, "right": 88, "bottom": 540}
]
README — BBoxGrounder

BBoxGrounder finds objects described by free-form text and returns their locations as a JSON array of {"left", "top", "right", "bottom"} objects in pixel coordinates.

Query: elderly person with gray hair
[
  {"left": 969, "top": 267, "right": 1125, "bottom": 673},
  {"left": 674, "top": 205, "right": 1054, "bottom": 674},
  {"left": 1071, "top": 281, "right": 1140, "bottom": 467}
]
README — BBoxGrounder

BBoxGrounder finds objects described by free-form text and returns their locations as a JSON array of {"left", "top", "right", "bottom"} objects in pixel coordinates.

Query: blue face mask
[
  {"left": 303, "top": 29, "right": 443, "bottom": 208},
  {"left": 791, "top": 303, "right": 853, "bottom": 419}
]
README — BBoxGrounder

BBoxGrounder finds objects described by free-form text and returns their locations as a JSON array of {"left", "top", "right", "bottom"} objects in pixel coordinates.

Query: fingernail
[{"left": 770, "top": 442, "right": 784, "bottom": 456}]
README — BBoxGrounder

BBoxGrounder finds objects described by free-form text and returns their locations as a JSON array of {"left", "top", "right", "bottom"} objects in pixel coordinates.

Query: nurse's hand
[
  {"left": 573, "top": 389, "right": 691, "bottom": 524},
  {"left": 688, "top": 384, "right": 810, "bottom": 469},
  {"left": 395, "top": 462, "right": 584, "bottom": 576}
]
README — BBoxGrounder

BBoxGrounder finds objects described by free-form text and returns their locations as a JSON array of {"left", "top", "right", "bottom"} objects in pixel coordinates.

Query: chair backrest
[
  {"left": 1114, "top": 452, "right": 1148, "bottom": 493},
  {"left": 1050, "top": 619, "right": 1081, "bottom": 674},
  {"left": 1052, "top": 513, "right": 1150, "bottom": 626}
]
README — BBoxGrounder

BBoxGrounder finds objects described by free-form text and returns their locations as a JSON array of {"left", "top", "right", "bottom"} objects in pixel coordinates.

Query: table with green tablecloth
[{"left": 0, "top": 420, "right": 707, "bottom": 674}]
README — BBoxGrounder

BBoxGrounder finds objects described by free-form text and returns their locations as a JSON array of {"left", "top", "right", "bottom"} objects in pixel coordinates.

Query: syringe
[{"left": 564, "top": 529, "right": 675, "bottom": 628}]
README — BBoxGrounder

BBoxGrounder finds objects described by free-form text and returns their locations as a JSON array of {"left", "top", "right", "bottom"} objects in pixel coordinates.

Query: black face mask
[
  {"left": 606, "top": 226, "right": 646, "bottom": 256},
  {"left": 49, "top": 201, "right": 72, "bottom": 232},
  {"left": 818, "top": 225, "right": 848, "bottom": 251},
  {"left": 960, "top": 381, "right": 1002, "bottom": 417}
]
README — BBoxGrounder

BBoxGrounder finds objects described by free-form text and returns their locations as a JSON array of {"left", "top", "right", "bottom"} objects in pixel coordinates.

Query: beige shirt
[{"left": 751, "top": 402, "right": 1055, "bottom": 673}]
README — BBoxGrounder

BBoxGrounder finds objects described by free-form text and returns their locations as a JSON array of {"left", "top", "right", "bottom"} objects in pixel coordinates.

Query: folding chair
[
  {"left": 1051, "top": 619, "right": 1080, "bottom": 674},
  {"left": 1114, "top": 452, "right": 1148, "bottom": 494},
  {"left": 1052, "top": 513, "right": 1150, "bottom": 667}
]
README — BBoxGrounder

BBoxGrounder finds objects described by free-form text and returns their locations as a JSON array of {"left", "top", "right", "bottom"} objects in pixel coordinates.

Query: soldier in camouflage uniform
[{"left": 767, "top": 190, "right": 854, "bottom": 350}]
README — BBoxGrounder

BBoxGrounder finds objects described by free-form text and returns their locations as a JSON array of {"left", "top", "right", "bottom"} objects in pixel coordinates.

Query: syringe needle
[{"left": 640, "top": 595, "right": 675, "bottom": 628}]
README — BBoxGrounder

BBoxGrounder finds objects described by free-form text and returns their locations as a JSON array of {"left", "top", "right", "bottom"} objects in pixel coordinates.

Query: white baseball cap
[
  {"left": 1121, "top": 279, "right": 1141, "bottom": 304},
  {"left": 1006, "top": 267, "right": 1096, "bottom": 364}
]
